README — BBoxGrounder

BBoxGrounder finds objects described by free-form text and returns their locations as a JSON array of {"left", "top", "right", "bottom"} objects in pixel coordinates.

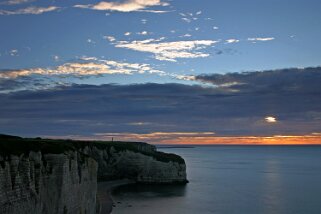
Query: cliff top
[{"left": 0, "top": 134, "right": 185, "bottom": 164}]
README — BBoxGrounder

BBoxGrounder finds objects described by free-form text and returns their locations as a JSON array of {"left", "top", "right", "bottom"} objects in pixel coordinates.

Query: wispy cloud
[
  {"left": 0, "top": 58, "right": 163, "bottom": 79},
  {"left": 181, "top": 17, "right": 192, "bottom": 23},
  {"left": 113, "top": 37, "right": 218, "bottom": 62},
  {"left": 104, "top": 36, "right": 116, "bottom": 42},
  {"left": 180, "top": 34, "right": 192, "bottom": 38},
  {"left": 180, "top": 11, "right": 202, "bottom": 23},
  {"left": 74, "top": 0, "right": 169, "bottom": 13},
  {"left": 0, "top": 57, "right": 195, "bottom": 92},
  {"left": 0, "top": 6, "right": 59, "bottom": 15},
  {"left": 9, "top": 49, "right": 19, "bottom": 56},
  {"left": 137, "top": 31, "right": 150, "bottom": 35},
  {"left": 248, "top": 37, "right": 275, "bottom": 42},
  {"left": 225, "top": 39, "right": 240, "bottom": 44},
  {"left": 0, "top": 0, "right": 35, "bottom": 5},
  {"left": 87, "top": 38, "right": 96, "bottom": 44},
  {"left": 53, "top": 55, "right": 60, "bottom": 61}
]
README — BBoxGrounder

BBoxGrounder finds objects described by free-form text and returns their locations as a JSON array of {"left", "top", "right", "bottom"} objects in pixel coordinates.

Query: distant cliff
[{"left": 0, "top": 134, "right": 187, "bottom": 214}]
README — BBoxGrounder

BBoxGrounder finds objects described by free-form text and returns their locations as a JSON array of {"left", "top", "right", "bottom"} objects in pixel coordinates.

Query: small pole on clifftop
[{"left": 112, "top": 137, "right": 114, "bottom": 142}]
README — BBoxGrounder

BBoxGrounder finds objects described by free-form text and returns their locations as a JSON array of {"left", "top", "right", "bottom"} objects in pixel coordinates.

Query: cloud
[
  {"left": 104, "top": 36, "right": 116, "bottom": 42},
  {"left": 114, "top": 38, "right": 218, "bottom": 61},
  {"left": 124, "top": 32, "right": 131, "bottom": 36},
  {"left": 0, "top": 58, "right": 163, "bottom": 79},
  {"left": 0, "top": 57, "right": 195, "bottom": 92},
  {"left": 74, "top": 0, "right": 169, "bottom": 13},
  {"left": 0, "top": 6, "right": 59, "bottom": 15},
  {"left": 225, "top": 39, "right": 240, "bottom": 44},
  {"left": 9, "top": 49, "right": 19, "bottom": 56},
  {"left": 137, "top": 31, "right": 149, "bottom": 35},
  {"left": 248, "top": 37, "right": 275, "bottom": 42},
  {"left": 181, "top": 17, "right": 192, "bottom": 23},
  {"left": 180, "top": 11, "right": 202, "bottom": 23},
  {"left": 53, "top": 55, "right": 60, "bottom": 61},
  {"left": 134, "top": 9, "right": 169, "bottom": 13},
  {"left": 180, "top": 34, "right": 192, "bottom": 38},
  {"left": 0, "top": 66, "right": 320, "bottom": 138},
  {"left": 0, "top": 0, "right": 35, "bottom": 5},
  {"left": 195, "top": 67, "right": 321, "bottom": 94},
  {"left": 87, "top": 38, "right": 96, "bottom": 44}
]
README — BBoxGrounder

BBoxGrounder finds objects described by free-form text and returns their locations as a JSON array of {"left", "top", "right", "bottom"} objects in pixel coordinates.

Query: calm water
[{"left": 111, "top": 146, "right": 321, "bottom": 214}]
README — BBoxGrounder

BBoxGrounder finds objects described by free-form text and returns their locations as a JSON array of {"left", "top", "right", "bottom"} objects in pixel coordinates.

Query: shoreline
[{"left": 97, "top": 179, "right": 135, "bottom": 214}]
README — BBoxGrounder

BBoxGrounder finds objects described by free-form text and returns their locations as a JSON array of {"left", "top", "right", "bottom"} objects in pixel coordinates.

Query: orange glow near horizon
[
  {"left": 50, "top": 132, "right": 321, "bottom": 145},
  {"left": 161, "top": 135, "right": 321, "bottom": 145}
]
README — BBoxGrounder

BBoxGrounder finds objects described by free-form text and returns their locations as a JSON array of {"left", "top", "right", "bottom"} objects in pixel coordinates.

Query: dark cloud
[
  {"left": 0, "top": 67, "right": 320, "bottom": 138},
  {"left": 0, "top": 77, "right": 58, "bottom": 93},
  {"left": 213, "top": 48, "right": 238, "bottom": 56},
  {"left": 196, "top": 67, "right": 321, "bottom": 94}
]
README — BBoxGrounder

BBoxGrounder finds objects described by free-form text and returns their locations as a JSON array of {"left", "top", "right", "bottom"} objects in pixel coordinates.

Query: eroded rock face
[
  {"left": 0, "top": 136, "right": 188, "bottom": 214},
  {"left": 0, "top": 151, "right": 97, "bottom": 214},
  {"left": 117, "top": 150, "right": 187, "bottom": 183},
  {"left": 82, "top": 146, "right": 187, "bottom": 184}
]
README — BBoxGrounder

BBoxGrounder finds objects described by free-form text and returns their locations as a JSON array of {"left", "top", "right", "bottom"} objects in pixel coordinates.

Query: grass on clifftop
[{"left": 0, "top": 134, "right": 185, "bottom": 164}]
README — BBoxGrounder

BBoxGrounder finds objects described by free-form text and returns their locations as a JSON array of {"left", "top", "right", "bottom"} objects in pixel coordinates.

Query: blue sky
[
  {"left": 1, "top": 0, "right": 321, "bottom": 79},
  {"left": 0, "top": 0, "right": 320, "bottom": 141}
]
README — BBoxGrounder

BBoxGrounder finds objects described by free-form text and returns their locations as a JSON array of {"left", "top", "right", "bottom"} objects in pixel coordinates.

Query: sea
[{"left": 111, "top": 145, "right": 321, "bottom": 214}]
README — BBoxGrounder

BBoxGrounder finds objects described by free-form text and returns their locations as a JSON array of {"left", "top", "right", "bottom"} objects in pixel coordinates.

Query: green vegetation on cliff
[{"left": 0, "top": 134, "right": 185, "bottom": 164}]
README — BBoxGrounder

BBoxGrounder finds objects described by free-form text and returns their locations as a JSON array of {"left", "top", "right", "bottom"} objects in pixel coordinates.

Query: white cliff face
[
  {"left": 0, "top": 137, "right": 188, "bottom": 214},
  {"left": 82, "top": 146, "right": 187, "bottom": 184},
  {"left": 116, "top": 150, "right": 187, "bottom": 183},
  {"left": 0, "top": 151, "right": 97, "bottom": 214}
]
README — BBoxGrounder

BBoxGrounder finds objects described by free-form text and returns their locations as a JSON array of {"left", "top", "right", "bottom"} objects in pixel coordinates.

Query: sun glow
[
  {"left": 162, "top": 135, "right": 321, "bottom": 145},
  {"left": 53, "top": 133, "right": 321, "bottom": 145},
  {"left": 265, "top": 116, "right": 277, "bottom": 123}
]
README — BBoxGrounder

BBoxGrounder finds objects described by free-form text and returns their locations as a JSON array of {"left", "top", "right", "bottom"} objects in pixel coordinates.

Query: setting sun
[{"left": 265, "top": 116, "right": 277, "bottom": 123}]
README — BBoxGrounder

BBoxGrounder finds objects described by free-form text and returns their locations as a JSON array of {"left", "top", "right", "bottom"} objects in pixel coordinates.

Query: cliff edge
[{"left": 0, "top": 134, "right": 188, "bottom": 214}]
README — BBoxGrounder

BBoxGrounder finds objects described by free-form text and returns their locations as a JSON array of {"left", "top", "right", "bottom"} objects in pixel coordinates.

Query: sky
[{"left": 0, "top": 0, "right": 321, "bottom": 144}]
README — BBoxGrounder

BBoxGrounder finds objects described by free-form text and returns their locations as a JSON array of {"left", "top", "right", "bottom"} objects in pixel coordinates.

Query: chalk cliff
[
  {"left": 0, "top": 151, "right": 97, "bottom": 214},
  {"left": 0, "top": 134, "right": 187, "bottom": 214},
  {"left": 82, "top": 145, "right": 187, "bottom": 183}
]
